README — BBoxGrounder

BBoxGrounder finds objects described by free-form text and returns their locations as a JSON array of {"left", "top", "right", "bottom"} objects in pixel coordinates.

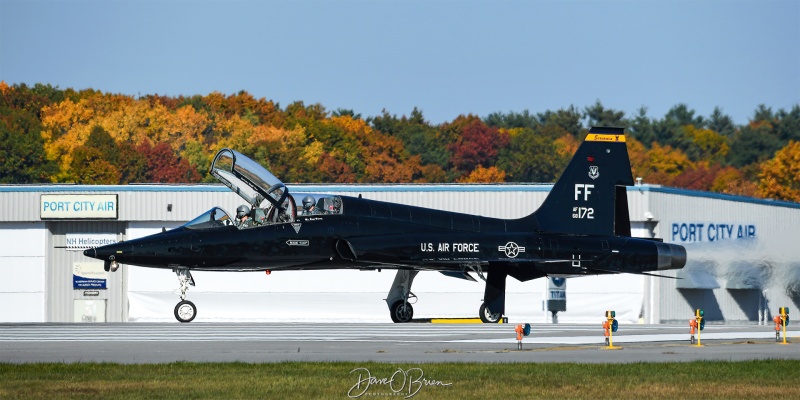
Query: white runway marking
[
  {"left": 2, "top": 323, "right": 797, "bottom": 364},
  {"left": 452, "top": 331, "right": 797, "bottom": 345},
  {"left": 0, "top": 323, "right": 792, "bottom": 344}
]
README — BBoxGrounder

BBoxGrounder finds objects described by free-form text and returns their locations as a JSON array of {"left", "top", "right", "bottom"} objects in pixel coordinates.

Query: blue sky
[{"left": 2, "top": 0, "right": 798, "bottom": 125}]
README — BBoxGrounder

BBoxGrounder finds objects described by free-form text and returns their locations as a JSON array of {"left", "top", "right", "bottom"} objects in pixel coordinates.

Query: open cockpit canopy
[
  {"left": 208, "top": 149, "right": 343, "bottom": 228},
  {"left": 210, "top": 149, "right": 287, "bottom": 209}
]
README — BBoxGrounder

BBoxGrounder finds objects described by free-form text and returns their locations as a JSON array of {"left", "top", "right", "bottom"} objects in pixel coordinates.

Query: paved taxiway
[{"left": 1, "top": 323, "right": 797, "bottom": 363}]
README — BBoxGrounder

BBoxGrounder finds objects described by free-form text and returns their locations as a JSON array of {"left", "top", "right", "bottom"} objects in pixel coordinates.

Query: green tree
[
  {"left": 536, "top": 106, "right": 583, "bottom": 137},
  {"left": 497, "top": 128, "right": 568, "bottom": 183},
  {"left": 584, "top": 100, "right": 626, "bottom": 128},
  {"left": 332, "top": 108, "right": 362, "bottom": 120},
  {"left": 708, "top": 107, "right": 736, "bottom": 137},
  {"left": 628, "top": 107, "right": 656, "bottom": 146},
  {"left": 182, "top": 139, "right": 213, "bottom": 182},
  {"left": 369, "top": 109, "right": 403, "bottom": 136},
  {"left": 372, "top": 108, "right": 450, "bottom": 169},
  {"left": 651, "top": 104, "right": 705, "bottom": 150},
  {"left": 0, "top": 82, "right": 59, "bottom": 183},
  {"left": 114, "top": 142, "right": 148, "bottom": 183},
  {"left": 284, "top": 101, "right": 327, "bottom": 129},
  {"left": 484, "top": 109, "right": 540, "bottom": 130},
  {"left": 774, "top": 105, "right": 800, "bottom": 142},
  {"left": 727, "top": 123, "right": 782, "bottom": 168},
  {"left": 70, "top": 146, "right": 121, "bottom": 184},
  {"left": 64, "top": 126, "right": 148, "bottom": 184},
  {"left": 0, "top": 123, "right": 58, "bottom": 183},
  {"left": 664, "top": 104, "right": 705, "bottom": 128}
]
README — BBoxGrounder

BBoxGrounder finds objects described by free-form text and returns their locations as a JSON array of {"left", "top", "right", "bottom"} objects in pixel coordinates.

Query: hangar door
[{"left": 46, "top": 221, "right": 127, "bottom": 323}]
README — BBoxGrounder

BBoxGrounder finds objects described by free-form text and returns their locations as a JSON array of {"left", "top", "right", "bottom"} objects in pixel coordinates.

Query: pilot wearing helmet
[
  {"left": 234, "top": 205, "right": 251, "bottom": 228},
  {"left": 300, "top": 196, "right": 316, "bottom": 216}
]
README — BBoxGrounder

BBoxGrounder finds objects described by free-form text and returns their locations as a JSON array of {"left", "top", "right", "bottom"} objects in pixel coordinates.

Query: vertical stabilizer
[{"left": 534, "top": 127, "right": 634, "bottom": 236}]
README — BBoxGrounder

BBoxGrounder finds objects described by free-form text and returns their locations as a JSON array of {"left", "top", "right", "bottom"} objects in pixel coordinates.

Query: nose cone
[
  {"left": 656, "top": 242, "right": 687, "bottom": 271},
  {"left": 84, "top": 241, "right": 126, "bottom": 261},
  {"left": 83, "top": 248, "right": 96, "bottom": 259}
]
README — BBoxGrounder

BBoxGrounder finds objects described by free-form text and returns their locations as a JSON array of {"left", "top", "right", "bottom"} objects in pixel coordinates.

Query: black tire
[
  {"left": 390, "top": 300, "right": 413, "bottom": 323},
  {"left": 479, "top": 303, "right": 502, "bottom": 323},
  {"left": 174, "top": 300, "right": 197, "bottom": 323}
]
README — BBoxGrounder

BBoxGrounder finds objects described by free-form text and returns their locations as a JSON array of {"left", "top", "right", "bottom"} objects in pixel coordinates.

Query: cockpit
[
  {"left": 183, "top": 207, "right": 234, "bottom": 230},
  {"left": 191, "top": 148, "right": 343, "bottom": 230}
]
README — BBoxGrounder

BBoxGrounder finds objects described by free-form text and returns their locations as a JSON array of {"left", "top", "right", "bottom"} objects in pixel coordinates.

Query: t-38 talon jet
[{"left": 84, "top": 127, "right": 686, "bottom": 323}]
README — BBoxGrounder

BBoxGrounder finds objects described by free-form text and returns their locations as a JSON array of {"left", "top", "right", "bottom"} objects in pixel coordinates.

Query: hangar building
[{"left": 1, "top": 183, "right": 798, "bottom": 324}]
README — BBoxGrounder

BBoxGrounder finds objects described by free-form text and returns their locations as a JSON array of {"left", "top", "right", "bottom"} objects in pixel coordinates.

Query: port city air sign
[{"left": 41, "top": 194, "right": 118, "bottom": 219}]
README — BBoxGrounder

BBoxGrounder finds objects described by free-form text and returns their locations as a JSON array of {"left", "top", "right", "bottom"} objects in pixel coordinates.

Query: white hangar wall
[
  {"left": 1, "top": 184, "right": 798, "bottom": 324},
  {"left": 642, "top": 188, "right": 800, "bottom": 324},
  {"left": 0, "top": 222, "right": 46, "bottom": 322}
]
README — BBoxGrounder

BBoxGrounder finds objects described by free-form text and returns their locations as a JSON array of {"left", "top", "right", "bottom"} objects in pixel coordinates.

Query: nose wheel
[{"left": 173, "top": 269, "right": 196, "bottom": 323}]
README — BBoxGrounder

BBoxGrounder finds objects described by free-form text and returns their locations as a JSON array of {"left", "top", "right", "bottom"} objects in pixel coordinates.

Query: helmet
[
  {"left": 236, "top": 205, "right": 250, "bottom": 218},
  {"left": 302, "top": 196, "right": 315, "bottom": 210}
]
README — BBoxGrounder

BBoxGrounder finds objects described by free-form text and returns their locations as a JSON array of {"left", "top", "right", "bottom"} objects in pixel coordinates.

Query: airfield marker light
[
  {"left": 694, "top": 309, "right": 704, "bottom": 347},
  {"left": 265, "top": 270, "right": 271, "bottom": 275},
  {"left": 773, "top": 316, "right": 782, "bottom": 342},
  {"left": 603, "top": 311, "right": 617, "bottom": 348},
  {"left": 514, "top": 323, "right": 531, "bottom": 350},
  {"left": 779, "top": 307, "right": 789, "bottom": 344}
]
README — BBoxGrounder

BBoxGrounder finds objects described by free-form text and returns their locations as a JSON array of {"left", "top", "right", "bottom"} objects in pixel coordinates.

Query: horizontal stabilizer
[
  {"left": 439, "top": 271, "right": 478, "bottom": 282},
  {"left": 586, "top": 267, "right": 681, "bottom": 279}
]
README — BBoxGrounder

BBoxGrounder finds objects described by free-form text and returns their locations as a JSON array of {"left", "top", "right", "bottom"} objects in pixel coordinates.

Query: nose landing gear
[
  {"left": 173, "top": 269, "right": 197, "bottom": 323},
  {"left": 386, "top": 270, "right": 418, "bottom": 323}
]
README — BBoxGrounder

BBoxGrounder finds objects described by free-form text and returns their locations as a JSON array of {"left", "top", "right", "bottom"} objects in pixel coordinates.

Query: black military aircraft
[{"left": 85, "top": 127, "right": 686, "bottom": 323}]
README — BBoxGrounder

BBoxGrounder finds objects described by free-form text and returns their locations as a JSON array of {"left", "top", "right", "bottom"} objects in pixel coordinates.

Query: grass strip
[{"left": 2, "top": 360, "right": 799, "bottom": 399}]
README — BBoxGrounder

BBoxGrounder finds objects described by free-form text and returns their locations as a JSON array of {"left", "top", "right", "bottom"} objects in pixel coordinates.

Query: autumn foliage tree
[
  {"left": 446, "top": 116, "right": 510, "bottom": 176},
  {"left": 138, "top": 141, "right": 201, "bottom": 183},
  {"left": 457, "top": 166, "right": 506, "bottom": 183},
  {"left": 759, "top": 141, "right": 800, "bottom": 202},
  {"left": 1, "top": 81, "right": 799, "bottom": 202}
]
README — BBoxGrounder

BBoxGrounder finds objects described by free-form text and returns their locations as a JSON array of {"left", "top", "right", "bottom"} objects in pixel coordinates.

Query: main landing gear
[
  {"left": 173, "top": 269, "right": 197, "bottom": 323},
  {"left": 385, "top": 270, "right": 505, "bottom": 323},
  {"left": 479, "top": 302, "right": 502, "bottom": 323},
  {"left": 386, "top": 270, "right": 418, "bottom": 323}
]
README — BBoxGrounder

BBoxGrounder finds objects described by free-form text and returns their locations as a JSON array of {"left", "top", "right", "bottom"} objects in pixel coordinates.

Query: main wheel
[
  {"left": 479, "top": 303, "right": 502, "bottom": 323},
  {"left": 390, "top": 300, "right": 414, "bottom": 323},
  {"left": 174, "top": 300, "right": 197, "bottom": 323}
]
